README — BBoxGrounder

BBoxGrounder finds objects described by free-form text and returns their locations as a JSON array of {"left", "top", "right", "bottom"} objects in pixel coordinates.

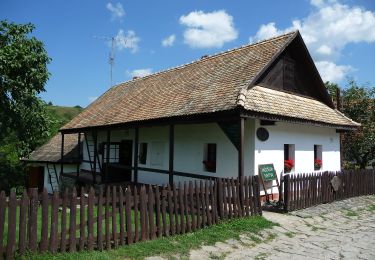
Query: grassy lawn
[{"left": 19, "top": 216, "right": 275, "bottom": 260}]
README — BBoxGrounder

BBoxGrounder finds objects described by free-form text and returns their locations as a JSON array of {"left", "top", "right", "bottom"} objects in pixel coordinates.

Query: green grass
[
  {"left": 2, "top": 205, "right": 170, "bottom": 245},
  {"left": 368, "top": 204, "right": 375, "bottom": 211},
  {"left": 20, "top": 216, "right": 276, "bottom": 260},
  {"left": 345, "top": 210, "right": 359, "bottom": 217},
  {"left": 284, "top": 231, "right": 296, "bottom": 238}
]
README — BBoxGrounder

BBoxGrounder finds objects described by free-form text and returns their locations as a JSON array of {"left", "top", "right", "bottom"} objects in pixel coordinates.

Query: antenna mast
[
  {"left": 93, "top": 35, "right": 116, "bottom": 88},
  {"left": 109, "top": 37, "right": 115, "bottom": 88},
  {"left": 94, "top": 35, "right": 129, "bottom": 87}
]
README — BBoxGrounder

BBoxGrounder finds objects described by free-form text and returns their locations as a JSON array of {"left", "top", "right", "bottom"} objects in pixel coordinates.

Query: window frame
[
  {"left": 203, "top": 143, "right": 217, "bottom": 173},
  {"left": 102, "top": 142, "right": 121, "bottom": 164},
  {"left": 139, "top": 142, "right": 148, "bottom": 165}
]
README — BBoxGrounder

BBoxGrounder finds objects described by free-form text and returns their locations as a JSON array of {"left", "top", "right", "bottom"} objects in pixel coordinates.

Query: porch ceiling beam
[{"left": 59, "top": 110, "right": 240, "bottom": 134}]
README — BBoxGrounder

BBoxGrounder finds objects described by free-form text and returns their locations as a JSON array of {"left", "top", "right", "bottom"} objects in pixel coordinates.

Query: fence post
[
  {"left": 284, "top": 174, "right": 290, "bottom": 212},
  {"left": 69, "top": 187, "right": 77, "bottom": 253},
  {"left": 28, "top": 188, "right": 38, "bottom": 252},
  {"left": 6, "top": 190, "right": 17, "bottom": 259},
  {"left": 0, "top": 191, "right": 5, "bottom": 258},
  {"left": 217, "top": 178, "right": 223, "bottom": 219},
  {"left": 40, "top": 188, "right": 49, "bottom": 252},
  {"left": 254, "top": 175, "right": 262, "bottom": 215},
  {"left": 19, "top": 190, "right": 29, "bottom": 255}
]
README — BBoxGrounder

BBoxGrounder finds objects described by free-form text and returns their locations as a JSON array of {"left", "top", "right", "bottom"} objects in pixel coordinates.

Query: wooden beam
[
  {"left": 93, "top": 131, "right": 97, "bottom": 184},
  {"left": 59, "top": 109, "right": 239, "bottom": 134},
  {"left": 238, "top": 118, "right": 244, "bottom": 180},
  {"left": 105, "top": 130, "right": 111, "bottom": 184},
  {"left": 169, "top": 125, "right": 174, "bottom": 185},
  {"left": 60, "top": 133, "right": 64, "bottom": 178},
  {"left": 238, "top": 117, "right": 245, "bottom": 201},
  {"left": 77, "top": 133, "right": 81, "bottom": 178},
  {"left": 134, "top": 127, "right": 139, "bottom": 184}
]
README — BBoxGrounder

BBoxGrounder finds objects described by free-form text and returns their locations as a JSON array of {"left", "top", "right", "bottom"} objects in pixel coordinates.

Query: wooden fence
[
  {"left": 283, "top": 170, "right": 375, "bottom": 212},
  {"left": 0, "top": 176, "right": 261, "bottom": 259}
]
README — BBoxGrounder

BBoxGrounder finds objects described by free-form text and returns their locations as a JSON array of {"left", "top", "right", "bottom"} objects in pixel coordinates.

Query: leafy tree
[
  {"left": 0, "top": 20, "right": 52, "bottom": 192},
  {"left": 326, "top": 80, "right": 375, "bottom": 169}
]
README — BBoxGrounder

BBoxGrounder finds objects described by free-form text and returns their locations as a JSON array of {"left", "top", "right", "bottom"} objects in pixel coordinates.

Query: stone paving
[{"left": 148, "top": 195, "right": 375, "bottom": 260}]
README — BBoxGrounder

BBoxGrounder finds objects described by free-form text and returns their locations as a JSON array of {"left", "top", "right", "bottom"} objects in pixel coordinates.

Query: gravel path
[{"left": 148, "top": 195, "right": 375, "bottom": 260}]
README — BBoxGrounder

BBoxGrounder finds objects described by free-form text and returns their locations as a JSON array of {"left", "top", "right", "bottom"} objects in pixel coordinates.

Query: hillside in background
[{"left": 46, "top": 104, "right": 84, "bottom": 136}]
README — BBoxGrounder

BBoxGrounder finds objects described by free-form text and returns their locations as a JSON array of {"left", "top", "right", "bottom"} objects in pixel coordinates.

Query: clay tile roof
[
  {"left": 61, "top": 32, "right": 297, "bottom": 130},
  {"left": 60, "top": 31, "right": 358, "bottom": 131},
  {"left": 23, "top": 134, "right": 79, "bottom": 163},
  {"left": 239, "top": 86, "right": 360, "bottom": 128}
]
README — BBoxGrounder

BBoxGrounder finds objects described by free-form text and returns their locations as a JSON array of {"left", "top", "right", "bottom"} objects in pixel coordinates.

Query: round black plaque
[{"left": 256, "top": 127, "right": 269, "bottom": 141}]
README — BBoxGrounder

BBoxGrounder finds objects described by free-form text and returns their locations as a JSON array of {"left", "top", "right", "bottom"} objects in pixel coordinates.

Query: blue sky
[{"left": 1, "top": 0, "right": 375, "bottom": 107}]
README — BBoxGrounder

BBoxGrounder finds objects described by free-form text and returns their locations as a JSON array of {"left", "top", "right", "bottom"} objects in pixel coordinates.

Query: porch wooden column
[
  {"left": 133, "top": 127, "right": 139, "bottom": 184},
  {"left": 169, "top": 125, "right": 174, "bottom": 185},
  {"left": 60, "top": 132, "right": 65, "bottom": 177},
  {"left": 93, "top": 130, "right": 97, "bottom": 184},
  {"left": 238, "top": 117, "right": 245, "bottom": 199},
  {"left": 77, "top": 133, "right": 81, "bottom": 178},
  {"left": 105, "top": 130, "right": 111, "bottom": 183}
]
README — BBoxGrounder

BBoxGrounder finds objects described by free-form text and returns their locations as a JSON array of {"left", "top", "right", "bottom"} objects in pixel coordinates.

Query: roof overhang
[{"left": 240, "top": 108, "right": 359, "bottom": 131}]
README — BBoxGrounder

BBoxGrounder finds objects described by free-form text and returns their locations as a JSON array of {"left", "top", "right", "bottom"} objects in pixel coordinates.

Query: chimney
[
  {"left": 133, "top": 76, "right": 139, "bottom": 80},
  {"left": 201, "top": 54, "right": 209, "bottom": 59}
]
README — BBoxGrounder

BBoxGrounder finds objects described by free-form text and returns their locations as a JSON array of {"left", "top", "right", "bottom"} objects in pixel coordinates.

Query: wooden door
[
  {"left": 107, "top": 140, "right": 133, "bottom": 183},
  {"left": 28, "top": 166, "right": 44, "bottom": 192}
]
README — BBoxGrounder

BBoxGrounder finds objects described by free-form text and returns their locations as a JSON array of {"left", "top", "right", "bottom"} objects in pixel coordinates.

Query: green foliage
[
  {"left": 0, "top": 20, "right": 51, "bottom": 192},
  {"left": 326, "top": 80, "right": 375, "bottom": 169},
  {"left": 46, "top": 105, "right": 83, "bottom": 136}
]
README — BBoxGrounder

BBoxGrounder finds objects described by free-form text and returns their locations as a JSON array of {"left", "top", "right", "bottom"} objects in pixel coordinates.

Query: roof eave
[{"left": 239, "top": 108, "right": 359, "bottom": 131}]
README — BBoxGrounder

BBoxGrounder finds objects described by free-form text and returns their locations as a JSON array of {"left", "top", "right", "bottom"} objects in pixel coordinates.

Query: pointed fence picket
[
  {"left": 0, "top": 176, "right": 262, "bottom": 258},
  {"left": 283, "top": 170, "right": 375, "bottom": 212}
]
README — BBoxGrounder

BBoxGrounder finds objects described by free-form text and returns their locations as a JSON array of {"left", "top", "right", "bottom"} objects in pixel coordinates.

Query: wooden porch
[{"left": 59, "top": 111, "right": 246, "bottom": 194}]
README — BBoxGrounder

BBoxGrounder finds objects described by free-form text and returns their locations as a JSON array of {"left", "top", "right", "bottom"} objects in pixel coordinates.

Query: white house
[{"left": 25, "top": 31, "right": 359, "bottom": 194}]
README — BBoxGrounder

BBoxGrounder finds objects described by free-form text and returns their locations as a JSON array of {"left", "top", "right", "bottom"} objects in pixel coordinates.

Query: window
[
  {"left": 139, "top": 143, "right": 148, "bottom": 164},
  {"left": 203, "top": 143, "right": 217, "bottom": 173},
  {"left": 284, "top": 144, "right": 295, "bottom": 173},
  {"left": 103, "top": 143, "right": 120, "bottom": 163},
  {"left": 314, "top": 145, "right": 322, "bottom": 170}
]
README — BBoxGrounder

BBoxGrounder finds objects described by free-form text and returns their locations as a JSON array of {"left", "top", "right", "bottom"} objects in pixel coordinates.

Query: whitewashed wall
[
  {"left": 253, "top": 120, "right": 340, "bottom": 175},
  {"left": 29, "top": 163, "right": 77, "bottom": 193},
  {"left": 79, "top": 119, "right": 340, "bottom": 188},
  {"left": 253, "top": 119, "right": 341, "bottom": 194}
]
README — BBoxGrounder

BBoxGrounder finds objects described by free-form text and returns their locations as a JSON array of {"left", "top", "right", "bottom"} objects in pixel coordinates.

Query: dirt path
[{"left": 148, "top": 195, "right": 375, "bottom": 260}]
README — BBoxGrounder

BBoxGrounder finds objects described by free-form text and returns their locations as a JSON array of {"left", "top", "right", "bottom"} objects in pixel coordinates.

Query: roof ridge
[{"left": 112, "top": 30, "right": 298, "bottom": 89}]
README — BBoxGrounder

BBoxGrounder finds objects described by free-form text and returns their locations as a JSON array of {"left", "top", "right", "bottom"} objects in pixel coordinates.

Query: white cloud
[
  {"left": 249, "top": 0, "right": 375, "bottom": 82},
  {"left": 106, "top": 2, "right": 125, "bottom": 21},
  {"left": 315, "top": 61, "right": 353, "bottom": 82},
  {"left": 162, "top": 34, "right": 176, "bottom": 47},
  {"left": 115, "top": 29, "right": 140, "bottom": 53},
  {"left": 127, "top": 68, "right": 153, "bottom": 78},
  {"left": 88, "top": 96, "right": 98, "bottom": 102},
  {"left": 179, "top": 10, "right": 238, "bottom": 48}
]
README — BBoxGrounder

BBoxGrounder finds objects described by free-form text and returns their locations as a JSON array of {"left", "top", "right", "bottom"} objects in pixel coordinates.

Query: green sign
[{"left": 259, "top": 164, "right": 277, "bottom": 182}]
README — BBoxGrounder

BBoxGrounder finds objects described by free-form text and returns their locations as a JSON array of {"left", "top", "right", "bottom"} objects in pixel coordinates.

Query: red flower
[
  {"left": 314, "top": 159, "right": 322, "bottom": 170},
  {"left": 284, "top": 159, "right": 294, "bottom": 173}
]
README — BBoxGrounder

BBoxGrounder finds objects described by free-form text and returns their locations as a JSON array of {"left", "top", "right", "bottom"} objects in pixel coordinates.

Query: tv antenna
[{"left": 93, "top": 35, "right": 128, "bottom": 87}]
